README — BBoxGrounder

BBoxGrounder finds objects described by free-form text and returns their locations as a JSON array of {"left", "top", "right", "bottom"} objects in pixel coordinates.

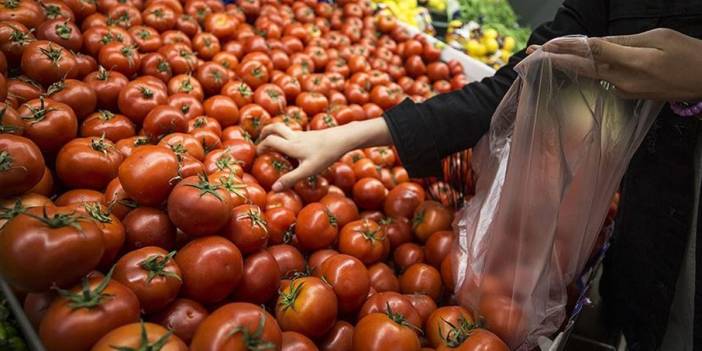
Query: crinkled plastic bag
[{"left": 450, "top": 36, "right": 663, "bottom": 349}]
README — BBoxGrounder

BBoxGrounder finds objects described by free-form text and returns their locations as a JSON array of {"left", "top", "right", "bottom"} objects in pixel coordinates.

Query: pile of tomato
[{"left": 0, "top": 0, "right": 514, "bottom": 349}]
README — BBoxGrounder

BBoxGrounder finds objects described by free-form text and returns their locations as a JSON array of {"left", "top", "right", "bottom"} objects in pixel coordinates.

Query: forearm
[{"left": 337, "top": 118, "right": 394, "bottom": 151}]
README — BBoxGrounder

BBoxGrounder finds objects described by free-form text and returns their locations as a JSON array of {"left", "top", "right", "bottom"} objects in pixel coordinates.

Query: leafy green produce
[
  {"left": 457, "top": 0, "right": 531, "bottom": 47},
  {"left": 0, "top": 295, "right": 28, "bottom": 351}
]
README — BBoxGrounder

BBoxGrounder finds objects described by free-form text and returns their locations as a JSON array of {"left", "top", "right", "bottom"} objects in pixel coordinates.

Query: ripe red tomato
[
  {"left": 424, "top": 230, "right": 455, "bottom": 268},
  {"left": 225, "top": 204, "right": 269, "bottom": 254},
  {"left": 55, "top": 136, "right": 122, "bottom": 190},
  {"left": 92, "top": 322, "right": 188, "bottom": 351},
  {"left": 435, "top": 328, "right": 509, "bottom": 351},
  {"left": 118, "top": 79, "right": 168, "bottom": 124},
  {"left": 295, "top": 91, "right": 328, "bottom": 115},
  {"left": 399, "top": 263, "right": 443, "bottom": 301},
  {"left": 252, "top": 151, "right": 292, "bottom": 190},
  {"left": 113, "top": 246, "right": 182, "bottom": 313},
  {"left": 174, "top": 236, "right": 244, "bottom": 304},
  {"left": 129, "top": 27, "right": 163, "bottom": 55},
  {"left": 276, "top": 276, "right": 338, "bottom": 338},
  {"left": 233, "top": 249, "right": 281, "bottom": 304},
  {"left": 412, "top": 201, "right": 453, "bottom": 242},
  {"left": 237, "top": 59, "right": 270, "bottom": 89},
  {"left": 425, "top": 306, "right": 475, "bottom": 348},
  {"left": 159, "top": 132, "right": 205, "bottom": 160},
  {"left": 195, "top": 61, "right": 230, "bottom": 96},
  {"left": 54, "top": 188, "right": 105, "bottom": 206},
  {"left": 353, "top": 312, "right": 421, "bottom": 351},
  {"left": 191, "top": 303, "right": 282, "bottom": 351},
  {"left": 368, "top": 262, "right": 400, "bottom": 293},
  {"left": 265, "top": 207, "right": 296, "bottom": 244},
  {"left": 394, "top": 243, "right": 426, "bottom": 271},
  {"left": 167, "top": 174, "right": 232, "bottom": 236},
  {"left": 295, "top": 202, "right": 338, "bottom": 252},
  {"left": 351, "top": 158, "right": 380, "bottom": 179},
  {"left": 239, "top": 103, "right": 272, "bottom": 138},
  {"left": 39, "top": 273, "right": 141, "bottom": 351},
  {"left": 69, "top": 202, "right": 124, "bottom": 269},
  {"left": 21, "top": 40, "right": 77, "bottom": 86},
  {"left": 267, "top": 244, "right": 306, "bottom": 278},
  {"left": 266, "top": 189, "right": 303, "bottom": 214},
  {"left": 0, "top": 206, "right": 104, "bottom": 292},
  {"left": 477, "top": 294, "right": 524, "bottom": 345},
  {"left": 352, "top": 177, "right": 387, "bottom": 210},
  {"left": 17, "top": 97, "right": 78, "bottom": 155},
  {"left": 168, "top": 74, "right": 204, "bottom": 101},
  {"left": 118, "top": 145, "right": 179, "bottom": 207},
  {"left": 0, "top": 134, "right": 44, "bottom": 197},
  {"left": 338, "top": 218, "right": 389, "bottom": 265},
  {"left": 83, "top": 67, "right": 128, "bottom": 110},
  {"left": 254, "top": 83, "right": 287, "bottom": 115},
  {"left": 358, "top": 291, "right": 422, "bottom": 328},
  {"left": 281, "top": 331, "right": 317, "bottom": 351},
  {"left": 383, "top": 182, "right": 426, "bottom": 219},
  {"left": 320, "top": 193, "right": 359, "bottom": 228},
  {"left": 319, "top": 320, "right": 354, "bottom": 351},
  {"left": 122, "top": 207, "right": 176, "bottom": 251},
  {"left": 149, "top": 298, "right": 209, "bottom": 345},
  {"left": 35, "top": 19, "right": 81, "bottom": 52},
  {"left": 315, "top": 254, "right": 370, "bottom": 315},
  {"left": 98, "top": 41, "right": 141, "bottom": 77},
  {"left": 405, "top": 294, "right": 437, "bottom": 326},
  {"left": 43, "top": 79, "right": 96, "bottom": 121},
  {"left": 293, "top": 175, "right": 329, "bottom": 203}
]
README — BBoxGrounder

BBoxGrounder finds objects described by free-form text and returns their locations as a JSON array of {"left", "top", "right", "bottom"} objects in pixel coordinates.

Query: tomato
[
  {"left": 412, "top": 201, "right": 453, "bottom": 242},
  {"left": 122, "top": 207, "right": 176, "bottom": 251},
  {"left": 159, "top": 133, "right": 204, "bottom": 161},
  {"left": 5, "top": 76, "right": 40, "bottom": 109},
  {"left": 422, "top": 230, "right": 453, "bottom": 269},
  {"left": 39, "top": 272, "right": 140, "bottom": 351},
  {"left": 54, "top": 189, "right": 105, "bottom": 206},
  {"left": 435, "top": 328, "right": 509, "bottom": 351},
  {"left": 405, "top": 294, "right": 437, "bottom": 327},
  {"left": 55, "top": 136, "right": 121, "bottom": 191},
  {"left": 118, "top": 145, "right": 178, "bottom": 206},
  {"left": 138, "top": 54, "right": 171, "bottom": 84},
  {"left": 27, "top": 166, "right": 54, "bottom": 196},
  {"left": 36, "top": 19, "right": 81, "bottom": 52},
  {"left": 118, "top": 79, "right": 168, "bottom": 124},
  {"left": 196, "top": 62, "right": 230, "bottom": 96},
  {"left": 295, "top": 202, "right": 338, "bottom": 252},
  {"left": 112, "top": 246, "right": 181, "bottom": 314},
  {"left": 358, "top": 291, "right": 421, "bottom": 327},
  {"left": 115, "top": 135, "right": 149, "bottom": 159},
  {"left": 338, "top": 218, "right": 389, "bottom": 265},
  {"left": 142, "top": 3, "right": 176, "bottom": 31},
  {"left": 175, "top": 236, "right": 243, "bottom": 304},
  {"left": 0, "top": 0, "right": 43, "bottom": 30},
  {"left": 224, "top": 204, "right": 269, "bottom": 254},
  {"left": 239, "top": 103, "right": 272, "bottom": 138},
  {"left": 318, "top": 320, "right": 353, "bottom": 351},
  {"left": 68, "top": 202, "right": 123, "bottom": 269},
  {"left": 102, "top": 178, "right": 133, "bottom": 220},
  {"left": 317, "top": 196, "right": 356, "bottom": 234},
  {"left": 343, "top": 83, "right": 368, "bottom": 105},
  {"left": 353, "top": 312, "right": 421, "bottom": 351},
  {"left": 290, "top": 175, "right": 327, "bottom": 204},
  {"left": 267, "top": 244, "right": 305, "bottom": 278},
  {"left": 352, "top": 177, "right": 387, "bottom": 211},
  {"left": 20, "top": 40, "right": 77, "bottom": 86},
  {"left": 221, "top": 80, "right": 253, "bottom": 108},
  {"left": 188, "top": 115, "right": 220, "bottom": 136},
  {"left": 308, "top": 112, "right": 337, "bottom": 130},
  {"left": 476, "top": 294, "right": 524, "bottom": 345},
  {"left": 266, "top": 189, "right": 303, "bottom": 214},
  {"left": 23, "top": 291, "right": 55, "bottom": 329},
  {"left": 425, "top": 306, "right": 475, "bottom": 348},
  {"left": 175, "top": 13, "right": 199, "bottom": 36},
  {"left": 322, "top": 162, "right": 354, "bottom": 194},
  {"left": 0, "top": 134, "right": 44, "bottom": 197},
  {"left": 80, "top": 13, "right": 107, "bottom": 31},
  {"left": 237, "top": 59, "right": 269, "bottom": 89},
  {"left": 166, "top": 76, "right": 203, "bottom": 103},
  {"left": 231, "top": 250, "right": 282, "bottom": 306},
  {"left": 314, "top": 254, "right": 370, "bottom": 315},
  {"left": 141, "top": 105, "right": 187, "bottom": 141},
  {"left": 399, "top": 263, "right": 442, "bottom": 301},
  {"left": 276, "top": 276, "right": 337, "bottom": 338},
  {"left": 381, "top": 182, "right": 425, "bottom": 219},
  {"left": 149, "top": 299, "right": 208, "bottom": 345},
  {"left": 451, "top": 74, "right": 469, "bottom": 91},
  {"left": 0, "top": 21, "right": 34, "bottom": 64},
  {"left": 264, "top": 207, "right": 295, "bottom": 245},
  {"left": 280, "top": 331, "right": 316, "bottom": 351},
  {"left": 63, "top": 0, "right": 95, "bottom": 21},
  {"left": 18, "top": 97, "right": 78, "bottom": 155},
  {"left": 426, "top": 62, "right": 449, "bottom": 82},
  {"left": 43, "top": 79, "right": 96, "bottom": 121},
  {"left": 92, "top": 322, "right": 187, "bottom": 351},
  {"left": 165, "top": 175, "right": 232, "bottom": 237},
  {"left": 84, "top": 67, "right": 128, "bottom": 110},
  {"left": 160, "top": 43, "right": 198, "bottom": 74},
  {"left": 191, "top": 302, "right": 282, "bottom": 351},
  {"left": 107, "top": 4, "right": 142, "bottom": 29},
  {"left": 252, "top": 151, "right": 292, "bottom": 190},
  {"left": 295, "top": 91, "right": 328, "bottom": 116},
  {"left": 253, "top": 83, "right": 287, "bottom": 115},
  {"left": 394, "top": 243, "right": 425, "bottom": 271}
]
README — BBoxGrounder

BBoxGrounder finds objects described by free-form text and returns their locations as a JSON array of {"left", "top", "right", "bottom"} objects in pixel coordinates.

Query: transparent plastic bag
[{"left": 449, "top": 36, "right": 663, "bottom": 349}]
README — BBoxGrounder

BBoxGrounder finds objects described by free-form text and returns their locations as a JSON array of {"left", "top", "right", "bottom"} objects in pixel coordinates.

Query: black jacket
[{"left": 383, "top": 1, "right": 702, "bottom": 349}]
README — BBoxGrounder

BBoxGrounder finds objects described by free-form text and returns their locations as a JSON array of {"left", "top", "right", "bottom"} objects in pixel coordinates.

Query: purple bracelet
[{"left": 670, "top": 101, "right": 702, "bottom": 117}]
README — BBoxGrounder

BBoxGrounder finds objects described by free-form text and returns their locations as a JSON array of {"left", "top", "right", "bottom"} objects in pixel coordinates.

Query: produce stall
[{"left": 0, "top": 0, "right": 615, "bottom": 350}]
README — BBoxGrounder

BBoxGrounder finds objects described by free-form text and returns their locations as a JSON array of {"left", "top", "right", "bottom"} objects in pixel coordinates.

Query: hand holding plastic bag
[{"left": 449, "top": 36, "right": 663, "bottom": 349}]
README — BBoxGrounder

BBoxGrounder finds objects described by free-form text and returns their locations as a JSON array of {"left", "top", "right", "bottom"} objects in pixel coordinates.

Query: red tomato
[
  {"left": 225, "top": 204, "right": 269, "bottom": 254},
  {"left": 352, "top": 177, "right": 387, "bottom": 211},
  {"left": 405, "top": 294, "right": 437, "bottom": 327},
  {"left": 282, "top": 331, "right": 317, "bottom": 351},
  {"left": 92, "top": 322, "right": 187, "bottom": 351},
  {"left": 21, "top": 40, "right": 76, "bottom": 86},
  {"left": 295, "top": 202, "right": 338, "bottom": 252},
  {"left": 412, "top": 201, "right": 453, "bottom": 242},
  {"left": 0, "top": 206, "right": 104, "bottom": 292},
  {"left": 204, "top": 95, "right": 240, "bottom": 128},
  {"left": 399, "top": 263, "right": 442, "bottom": 301},
  {"left": 190, "top": 303, "right": 282, "bottom": 351},
  {"left": 435, "top": 328, "right": 509, "bottom": 351},
  {"left": 478, "top": 294, "right": 524, "bottom": 345},
  {"left": 237, "top": 59, "right": 270, "bottom": 89},
  {"left": 122, "top": 207, "right": 176, "bottom": 251},
  {"left": 42, "top": 79, "right": 94, "bottom": 122},
  {"left": 320, "top": 193, "right": 359, "bottom": 228},
  {"left": 352, "top": 312, "right": 421, "bottom": 351},
  {"left": 54, "top": 189, "right": 105, "bottom": 206},
  {"left": 36, "top": 19, "right": 82, "bottom": 52},
  {"left": 265, "top": 207, "right": 297, "bottom": 245},
  {"left": 196, "top": 61, "right": 230, "bottom": 96},
  {"left": 254, "top": 83, "right": 287, "bottom": 115},
  {"left": 338, "top": 218, "right": 389, "bottom": 265},
  {"left": 294, "top": 175, "right": 329, "bottom": 203},
  {"left": 315, "top": 254, "right": 370, "bottom": 315},
  {"left": 113, "top": 246, "right": 182, "bottom": 313},
  {"left": 168, "top": 74, "right": 204, "bottom": 101},
  {"left": 118, "top": 79, "right": 168, "bottom": 124},
  {"left": 358, "top": 291, "right": 422, "bottom": 328},
  {"left": 318, "top": 320, "right": 354, "bottom": 351},
  {"left": 17, "top": 97, "right": 78, "bottom": 155},
  {"left": 118, "top": 145, "right": 179, "bottom": 207},
  {"left": 149, "top": 298, "right": 209, "bottom": 345},
  {"left": 425, "top": 306, "right": 475, "bottom": 348},
  {"left": 56, "top": 136, "right": 123, "bottom": 190},
  {"left": 0, "top": 134, "right": 44, "bottom": 197},
  {"left": 167, "top": 174, "right": 232, "bottom": 236},
  {"left": 174, "top": 236, "right": 244, "bottom": 304},
  {"left": 84, "top": 67, "right": 128, "bottom": 111},
  {"left": 368, "top": 262, "right": 400, "bottom": 293},
  {"left": 239, "top": 103, "right": 272, "bottom": 138},
  {"left": 98, "top": 41, "right": 142, "bottom": 77},
  {"left": 394, "top": 243, "right": 426, "bottom": 271},
  {"left": 267, "top": 244, "right": 306, "bottom": 278},
  {"left": 384, "top": 182, "right": 426, "bottom": 219},
  {"left": 424, "top": 230, "right": 455, "bottom": 268},
  {"left": 275, "top": 276, "right": 338, "bottom": 338},
  {"left": 251, "top": 151, "right": 292, "bottom": 190},
  {"left": 233, "top": 249, "right": 281, "bottom": 304},
  {"left": 266, "top": 190, "right": 303, "bottom": 214}
]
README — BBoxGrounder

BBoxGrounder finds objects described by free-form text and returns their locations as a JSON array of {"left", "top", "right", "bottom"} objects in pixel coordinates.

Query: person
[{"left": 257, "top": 1, "right": 702, "bottom": 350}]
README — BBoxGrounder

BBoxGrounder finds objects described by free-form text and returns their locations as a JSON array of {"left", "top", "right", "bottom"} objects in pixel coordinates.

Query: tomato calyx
[
  {"left": 323, "top": 114, "right": 337, "bottom": 128},
  {"left": 25, "top": 206, "right": 83, "bottom": 230},
  {"left": 384, "top": 302, "right": 423, "bottom": 334},
  {"left": 56, "top": 267, "right": 115, "bottom": 309},
  {"left": 2, "top": 0, "right": 18, "bottom": 9},
  {"left": 326, "top": 210, "right": 337, "bottom": 228},
  {"left": 157, "top": 60, "right": 171, "bottom": 74},
  {"left": 137, "top": 29, "right": 151, "bottom": 40},
  {"left": 120, "top": 45, "right": 138, "bottom": 67},
  {"left": 152, "top": 8, "right": 164, "bottom": 18},
  {"left": 97, "top": 66, "right": 111, "bottom": 80},
  {"left": 210, "top": 69, "right": 223, "bottom": 84},
  {"left": 0, "top": 199, "right": 26, "bottom": 226},
  {"left": 238, "top": 208, "right": 268, "bottom": 232},
  {"left": 41, "top": 3, "right": 63, "bottom": 19},
  {"left": 185, "top": 174, "right": 225, "bottom": 201},
  {"left": 139, "top": 86, "right": 155, "bottom": 99},
  {"left": 252, "top": 66, "right": 264, "bottom": 79},
  {"left": 411, "top": 210, "right": 424, "bottom": 230},
  {"left": 84, "top": 202, "right": 112, "bottom": 223},
  {"left": 97, "top": 110, "right": 115, "bottom": 121},
  {"left": 46, "top": 79, "right": 65, "bottom": 96},
  {"left": 271, "top": 159, "right": 290, "bottom": 174},
  {"left": 238, "top": 84, "right": 252, "bottom": 97},
  {"left": 214, "top": 173, "right": 247, "bottom": 199},
  {"left": 139, "top": 251, "right": 181, "bottom": 283},
  {"left": 228, "top": 312, "right": 276, "bottom": 350},
  {"left": 179, "top": 78, "right": 194, "bottom": 93},
  {"left": 40, "top": 44, "right": 65, "bottom": 66},
  {"left": 90, "top": 135, "right": 113, "bottom": 155},
  {"left": 112, "top": 320, "right": 175, "bottom": 351},
  {"left": 21, "top": 97, "right": 55, "bottom": 124},
  {"left": 278, "top": 279, "right": 304, "bottom": 312},
  {"left": 134, "top": 136, "right": 151, "bottom": 146},
  {"left": 0, "top": 106, "right": 23, "bottom": 134},
  {"left": 9, "top": 26, "right": 31, "bottom": 46},
  {"left": 55, "top": 21, "right": 73, "bottom": 40},
  {"left": 438, "top": 317, "right": 480, "bottom": 348},
  {"left": 215, "top": 154, "right": 243, "bottom": 173}
]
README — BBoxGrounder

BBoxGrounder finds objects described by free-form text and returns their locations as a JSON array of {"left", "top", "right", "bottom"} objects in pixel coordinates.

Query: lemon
[
  {"left": 483, "top": 28, "right": 498, "bottom": 39},
  {"left": 501, "top": 50, "right": 511, "bottom": 62},
  {"left": 484, "top": 38, "right": 499, "bottom": 53},
  {"left": 466, "top": 40, "right": 487, "bottom": 57},
  {"left": 503, "top": 36, "right": 516, "bottom": 52}
]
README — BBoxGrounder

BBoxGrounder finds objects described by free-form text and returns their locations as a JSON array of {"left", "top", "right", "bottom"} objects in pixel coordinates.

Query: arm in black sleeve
[{"left": 383, "top": 0, "right": 609, "bottom": 177}]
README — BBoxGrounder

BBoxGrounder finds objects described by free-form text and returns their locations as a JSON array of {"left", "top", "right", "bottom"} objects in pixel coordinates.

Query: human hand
[
  {"left": 256, "top": 118, "right": 393, "bottom": 191},
  {"left": 527, "top": 29, "right": 702, "bottom": 101}
]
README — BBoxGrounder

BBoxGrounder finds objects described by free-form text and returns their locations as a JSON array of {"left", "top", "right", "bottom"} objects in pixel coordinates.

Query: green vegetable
[
  {"left": 457, "top": 0, "right": 531, "bottom": 48},
  {"left": 0, "top": 295, "right": 28, "bottom": 351}
]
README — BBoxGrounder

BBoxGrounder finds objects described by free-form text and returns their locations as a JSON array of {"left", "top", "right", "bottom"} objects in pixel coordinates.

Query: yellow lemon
[
  {"left": 483, "top": 28, "right": 498, "bottom": 39},
  {"left": 503, "top": 36, "right": 516, "bottom": 52},
  {"left": 484, "top": 38, "right": 499, "bottom": 53}
]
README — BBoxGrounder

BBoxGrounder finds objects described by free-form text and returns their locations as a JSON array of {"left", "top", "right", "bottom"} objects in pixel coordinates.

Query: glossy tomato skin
[
  {"left": 315, "top": 254, "right": 370, "bottom": 315},
  {"left": 233, "top": 249, "right": 281, "bottom": 304},
  {"left": 320, "top": 193, "right": 359, "bottom": 228},
  {"left": 352, "top": 313, "right": 421, "bottom": 351},
  {"left": 477, "top": 294, "right": 524, "bottom": 345},
  {"left": 118, "top": 78, "right": 168, "bottom": 124},
  {"left": 424, "top": 230, "right": 455, "bottom": 268},
  {"left": 295, "top": 202, "right": 338, "bottom": 252},
  {"left": 435, "top": 328, "right": 509, "bottom": 351},
  {"left": 358, "top": 292, "right": 422, "bottom": 329},
  {"left": 266, "top": 189, "right": 303, "bottom": 214},
  {"left": 0, "top": 134, "right": 44, "bottom": 197},
  {"left": 71, "top": 202, "right": 125, "bottom": 269},
  {"left": 384, "top": 182, "right": 425, "bottom": 219},
  {"left": 294, "top": 175, "right": 329, "bottom": 203},
  {"left": 275, "top": 276, "right": 338, "bottom": 339},
  {"left": 167, "top": 175, "right": 232, "bottom": 237},
  {"left": 55, "top": 137, "right": 123, "bottom": 190},
  {"left": 45, "top": 79, "right": 96, "bottom": 121},
  {"left": 338, "top": 219, "right": 389, "bottom": 265},
  {"left": 412, "top": 201, "right": 453, "bottom": 242},
  {"left": 149, "top": 298, "right": 209, "bottom": 345},
  {"left": 80, "top": 110, "right": 136, "bottom": 142},
  {"left": 265, "top": 207, "right": 296, "bottom": 244},
  {"left": 39, "top": 275, "right": 140, "bottom": 351},
  {"left": 113, "top": 246, "right": 182, "bottom": 313},
  {"left": 251, "top": 151, "right": 292, "bottom": 190},
  {"left": 352, "top": 177, "right": 387, "bottom": 211},
  {"left": 282, "top": 331, "right": 317, "bottom": 351},
  {"left": 225, "top": 204, "right": 269, "bottom": 254},
  {"left": 54, "top": 189, "right": 105, "bottom": 206},
  {"left": 394, "top": 243, "right": 425, "bottom": 271},
  {"left": 174, "top": 236, "right": 243, "bottom": 304},
  {"left": 425, "top": 306, "right": 475, "bottom": 348},
  {"left": 267, "top": 244, "right": 305, "bottom": 278},
  {"left": 0, "top": 206, "right": 104, "bottom": 292},
  {"left": 118, "top": 145, "right": 179, "bottom": 207},
  {"left": 190, "top": 302, "right": 282, "bottom": 351},
  {"left": 368, "top": 262, "right": 400, "bottom": 293},
  {"left": 122, "top": 207, "right": 176, "bottom": 251},
  {"left": 405, "top": 294, "right": 437, "bottom": 327},
  {"left": 318, "top": 320, "right": 354, "bottom": 351},
  {"left": 18, "top": 98, "right": 78, "bottom": 155},
  {"left": 91, "top": 322, "right": 188, "bottom": 351},
  {"left": 21, "top": 41, "right": 77, "bottom": 86},
  {"left": 381, "top": 216, "right": 412, "bottom": 250},
  {"left": 399, "top": 263, "right": 443, "bottom": 301},
  {"left": 84, "top": 67, "right": 128, "bottom": 110}
]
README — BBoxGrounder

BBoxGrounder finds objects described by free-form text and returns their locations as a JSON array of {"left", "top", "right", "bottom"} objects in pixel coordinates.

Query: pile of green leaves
[
  {"left": 0, "top": 294, "right": 28, "bottom": 351},
  {"left": 457, "top": 0, "right": 531, "bottom": 47}
]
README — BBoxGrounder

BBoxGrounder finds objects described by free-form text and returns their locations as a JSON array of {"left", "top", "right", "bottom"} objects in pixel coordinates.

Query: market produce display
[{"left": 0, "top": 0, "right": 515, "bottom": 349}]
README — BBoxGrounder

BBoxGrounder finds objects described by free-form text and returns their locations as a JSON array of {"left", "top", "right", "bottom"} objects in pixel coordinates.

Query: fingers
[
  {"left": 272, "top": 164, "right": 313, "bottom": 192},
  {"left": 256, "top": 135, "right": 291, "bottom": 155},
  {"left": 258, "top": 123, "right": 295, "bottom": 141},
  {"left": 526, "top": 45, "right": 540, "bottom": 54},
  {"left": 603, "top": 28, "right": 679, "bottom": 49},
  {"left": 543, "top": 36, "right": 592, "bottom": 57},
  {"left": 547, "top": 52, "right": 601, "bottom": 78}
]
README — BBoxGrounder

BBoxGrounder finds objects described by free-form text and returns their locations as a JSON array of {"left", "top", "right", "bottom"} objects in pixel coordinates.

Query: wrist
[{"left": 343, "top": 118, "right": 393, "bottom": 151}]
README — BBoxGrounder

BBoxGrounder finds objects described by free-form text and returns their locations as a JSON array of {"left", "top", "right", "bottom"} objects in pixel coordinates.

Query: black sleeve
[{"left": 383, "top": 0, "right": 609, "bottom": 177}]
